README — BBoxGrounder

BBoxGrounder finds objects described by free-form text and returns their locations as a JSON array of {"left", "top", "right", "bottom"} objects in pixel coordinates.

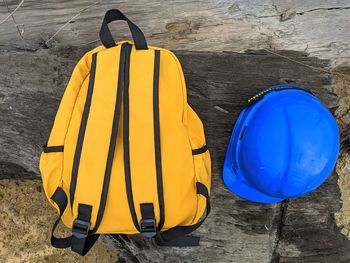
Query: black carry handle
[{"left": 99, "top": 9, "right": 148, "bottom": 50}]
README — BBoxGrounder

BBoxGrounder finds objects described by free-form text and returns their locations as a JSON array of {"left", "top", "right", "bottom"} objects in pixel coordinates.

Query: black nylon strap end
[
  {"left": 43, "top": 142, "right": 64, "bottom": 153},
  {"left": 196, "top": 182, "right": 209, "bottom": 198},
  {"left": 71, "top": 204, "right": 100, "bottom": 256},
  {"left": 156, "top": 235, "right": 200, "bottom": 247},
  {"left": 140, "top": 203, "right": 157, "bottom": 238},
  {"left": 154, "top": 182, "right": 210, "bottom": 247},
  {"left": 50, "top": 187, "right": 71, "bottom": 249},
  {"left": 50, "top": 192, "right": 100, "bottom": 256}
]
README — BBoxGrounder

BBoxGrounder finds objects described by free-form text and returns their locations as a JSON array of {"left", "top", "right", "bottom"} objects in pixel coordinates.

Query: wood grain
[
  {"left": 0, "top": 47, "right": 348, "bottom": 262},
  {"left": 0, "top": 1, "right": 349, "bottom": 61}
]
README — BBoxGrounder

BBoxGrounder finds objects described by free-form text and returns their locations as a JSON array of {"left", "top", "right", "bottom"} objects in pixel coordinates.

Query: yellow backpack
[{"left": 40, "top": 9, "right": 211, "bottom": 255}]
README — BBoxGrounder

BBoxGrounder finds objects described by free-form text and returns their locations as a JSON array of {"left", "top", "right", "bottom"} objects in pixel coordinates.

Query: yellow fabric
[{"left": 39, "top": 41, "right": 211, "bottom": 234}]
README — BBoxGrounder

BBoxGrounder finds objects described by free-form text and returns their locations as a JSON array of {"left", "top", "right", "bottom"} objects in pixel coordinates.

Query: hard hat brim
[
  {"left": 222, "top": 105, "right": 285, "bottom": 204},
  {"left": 223, "top": 164, "right": 285, "bottom": 204}
]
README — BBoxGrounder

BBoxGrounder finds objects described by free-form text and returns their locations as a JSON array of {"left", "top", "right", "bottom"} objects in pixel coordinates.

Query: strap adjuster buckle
[
  {"left": 72, "top": 219, "right": 90, "bottom": 239},
  {"left": 140, "top": 219, "right": 157, "bottom": 238}
]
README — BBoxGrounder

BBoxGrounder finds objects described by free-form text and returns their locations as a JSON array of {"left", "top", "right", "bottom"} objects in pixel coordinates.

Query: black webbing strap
[
  {"left": 192, "top": 145, "right": 208, "bottom": 155},
  {"left": 50, "top": 188, "right": 99, "bottom": 255},
  {"left": 140, "top": 203, "right": 157, "bottom": 238},
  {"left": 156, "top": 234, "right": 200, "bottom": 247},
  {"left": 71, "top": 204, "right": 99, "bottom": 255},
  {"left": 43, "top": 142, "right": 64, "bottom": 153},
  {"left": 50, "top": 187, "right": 71, "bottom": 248},
  {"left": 196, "top": 182, "right": 210, "bottom": 201},
  {"left": 155, "top": 182, "right": 211, "bottom": 247},
  {"left": 99, "top": 9, "right": 148, "bottom": 50}
]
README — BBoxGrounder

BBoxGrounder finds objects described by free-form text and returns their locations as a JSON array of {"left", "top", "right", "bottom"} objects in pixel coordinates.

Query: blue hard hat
[{"left": 223, "top": 84, "right": 340, "bottom": 203}]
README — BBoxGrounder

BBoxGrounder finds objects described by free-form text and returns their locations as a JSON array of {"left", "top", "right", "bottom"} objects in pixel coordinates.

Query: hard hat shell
[{"left": 223, "top": 85, "right": 340, "bottom": 203}]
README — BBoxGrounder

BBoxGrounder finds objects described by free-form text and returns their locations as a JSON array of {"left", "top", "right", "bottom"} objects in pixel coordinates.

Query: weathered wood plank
[
  {"left": 0, "top": 47, "right": 348, "bottom": 262},
  {"left": 0, "top": 48, "right": 83, "bottom": 174},
  {"left": 0, "top": 1, "right": 350, "bottom": 61},
  {"left": 273, "top": 172, "right": 350, "bottom": 263}
]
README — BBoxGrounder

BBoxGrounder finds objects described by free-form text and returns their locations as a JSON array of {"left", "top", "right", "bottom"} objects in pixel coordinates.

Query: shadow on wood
[{"left": 0, "top": 47, "right": 348, "bottom": 262}]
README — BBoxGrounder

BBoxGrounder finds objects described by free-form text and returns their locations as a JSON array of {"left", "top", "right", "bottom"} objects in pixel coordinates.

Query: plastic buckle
[
  {"left": 140, "top": 219, "right": 157, "bottom": 238},
  {"left": 72, "top": 219, "right": 90, "bottom": 239}
]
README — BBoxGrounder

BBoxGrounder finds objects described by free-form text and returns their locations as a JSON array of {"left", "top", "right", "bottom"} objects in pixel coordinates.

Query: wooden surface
[
  {"left": 1, "top": 1, "right": 350, "bottom": 61},
  {"left": 0, "top": 47, "right": 349, "bottom": 262}
]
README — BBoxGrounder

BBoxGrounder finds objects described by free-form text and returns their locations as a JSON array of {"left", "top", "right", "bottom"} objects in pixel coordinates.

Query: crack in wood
[
  {"left": 262, "top": 4, "right": 350, "bottom": 22},
  {"left": 297, "top": 6, "right": 350, "bottom": 15},
  {"left": 270, "top": 200, "right": 288, "bottom": 263}
]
